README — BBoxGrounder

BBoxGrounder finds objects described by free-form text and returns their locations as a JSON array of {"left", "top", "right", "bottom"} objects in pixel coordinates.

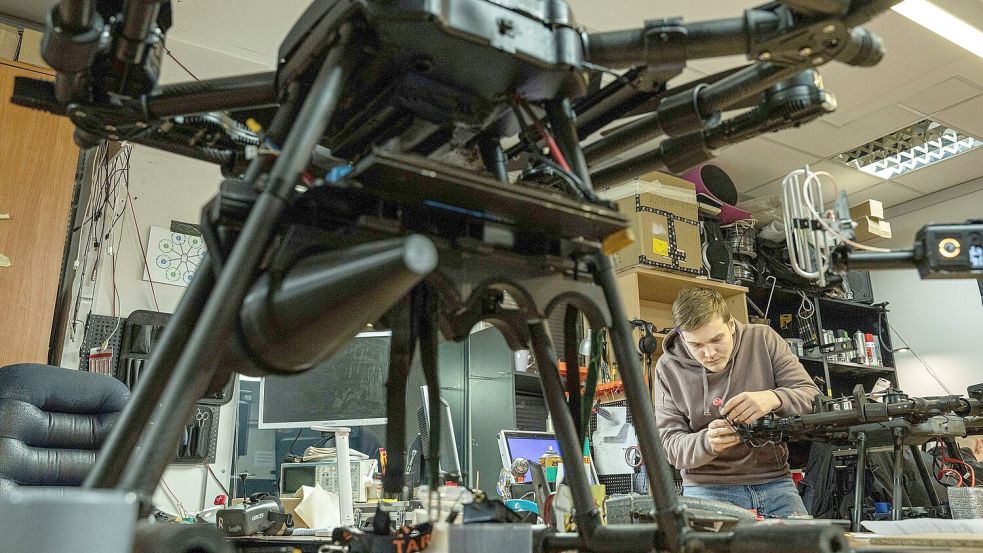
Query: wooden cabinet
[{"left": 0, "top": 59, "right": 80, "bottom": 366}]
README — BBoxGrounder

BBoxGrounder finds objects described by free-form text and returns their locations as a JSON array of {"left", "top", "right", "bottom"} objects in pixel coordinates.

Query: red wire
[
  {"left": 938, "top": 439, "right": 976, "bottom": 487},
  {"left": 938, "top": 468, "right": 964, "bottom": 487},
  {"left": 514, "top": 95, "right": 573, "bottom": 173},
  {"left": 126, "top": 190, "right": 161, "bottom": 312},
  {"left": 535, "top": 121, "right": 573, "bottom": 173},
  {"left": 942, "top": 456, "right": 977, "bottom": 487}
]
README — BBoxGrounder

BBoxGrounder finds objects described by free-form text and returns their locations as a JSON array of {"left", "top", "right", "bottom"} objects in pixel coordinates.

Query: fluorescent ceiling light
[
  {"left": 834, "top": 119, "right": 983, "bottom": 179},
  {"left": 892, "top": 0, "right": 983, "bottom": 59}
]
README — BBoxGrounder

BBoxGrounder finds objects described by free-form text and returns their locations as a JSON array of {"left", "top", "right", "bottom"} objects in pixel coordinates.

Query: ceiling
[{"left": 4, "top": 1, "right": 983, "bottom": 232}]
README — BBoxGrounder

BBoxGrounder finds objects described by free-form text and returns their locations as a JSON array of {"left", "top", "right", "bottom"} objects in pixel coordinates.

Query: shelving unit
[{"left": 748, "top": 285, "right": 898, "bottom": 398}]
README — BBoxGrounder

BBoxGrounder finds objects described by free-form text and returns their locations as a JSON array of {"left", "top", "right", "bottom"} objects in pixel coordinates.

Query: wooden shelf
[{"left": 616, "top": 266, "right": 749, "bottom": 330}]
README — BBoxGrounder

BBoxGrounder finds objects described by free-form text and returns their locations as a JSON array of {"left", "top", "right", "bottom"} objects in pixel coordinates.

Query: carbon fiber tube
[
  {"left": 115, "top": 0, "right": 164, "bottom": 64},
  {"left": 835, "top": 249, "right": 917, "bottom": 272},
  {"left": 57, "top": 0, "right": 94, "bottom": 29},
  {"left": 148, "top": 72, "right": 279, "bottom": 117},
  {"left": 591, "top": 253, "right": 686, "bottom": 553},
  {"left": 783, "top": 0, "right": 850, "bottom": 16},
  {"left": 585, "top": 12, "right": 781, "bottom": 68},
  {"left": 530, "top": 321, "right": 600, "bottom": 538}
]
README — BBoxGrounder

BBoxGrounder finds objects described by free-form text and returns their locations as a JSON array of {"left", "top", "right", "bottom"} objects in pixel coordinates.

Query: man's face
[{"left": 679, "top": 315, "right": 736, "bottom": 373}]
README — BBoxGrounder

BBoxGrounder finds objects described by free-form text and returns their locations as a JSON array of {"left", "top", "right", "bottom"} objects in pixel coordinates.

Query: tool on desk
[{"left": 216, "top": 493, "right": 291, "bottom": 537}]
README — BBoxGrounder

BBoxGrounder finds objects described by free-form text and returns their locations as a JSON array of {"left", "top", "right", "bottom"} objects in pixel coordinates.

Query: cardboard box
[
  {"left": 850, "top": 199, "right": 884, "bottom": 221},
  {"left": 17, "top": 28, "right": 49, "bottom": 69},
  {"left": 601, "top": 171, "right": 703, "bottom": 275},
  {"left": 0, "top": 24, "right": 19, "bottom": 61},
  {"left": 854, "top": 216, "right": 892, "bottom": 242}
]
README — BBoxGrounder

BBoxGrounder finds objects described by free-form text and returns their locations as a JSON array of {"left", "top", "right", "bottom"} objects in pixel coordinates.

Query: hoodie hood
[{"left": 662, "top": 320, "right": 747, "bottom": 415}]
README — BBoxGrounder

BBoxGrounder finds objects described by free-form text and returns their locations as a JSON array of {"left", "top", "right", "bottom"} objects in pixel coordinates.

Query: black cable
[
  {"left": 511, "top": 103, "right": 588, "bottom": 199},
  {"left": 283, "top": 428, "right": 304, "bottom": 462}
]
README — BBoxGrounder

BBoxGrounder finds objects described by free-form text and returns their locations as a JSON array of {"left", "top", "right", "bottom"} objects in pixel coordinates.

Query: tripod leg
[
  {"left": 590, "top": 252, "right": 686, "bottom": 553},
  {"left": 383, "top": 295, "right": 416, "bottom": 498},
  {"left": 563, "top": 304, "right": 583, "bottom": 444},
  {"left": 529, "top": 321, "right": 600, "bottom": 538},
  {"left": 84, "top": 255, "right": 215, "bottom": 488},
  {"left": 116, "top": 25, "right": 355, "bottom": 500},
  {"left": 418, "top": 286, "right": 443, "bottom": 489},
  {"left": 892, "top": 428, "right": 903, "bottom": 521},
  {"left": 910, "top": 444, "right": 941, "bottom": 507},
  {"left": 852, "top": 431, "right": 868, "bottom": 532}
]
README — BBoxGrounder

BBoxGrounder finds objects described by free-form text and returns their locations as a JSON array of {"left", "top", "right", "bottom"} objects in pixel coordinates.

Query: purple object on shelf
[{"left": 681, "top": 164, "right": 753, "bottom": 224}]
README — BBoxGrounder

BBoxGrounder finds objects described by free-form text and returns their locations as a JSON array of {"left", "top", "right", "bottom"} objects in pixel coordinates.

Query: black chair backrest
[{"left": 0, "top": 364, "right": 129, "bottom": 491}]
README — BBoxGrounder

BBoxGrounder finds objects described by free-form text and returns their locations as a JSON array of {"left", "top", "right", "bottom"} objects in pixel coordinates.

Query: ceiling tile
[
  {"left": 892, "top": 148, "right": 983, "bottom": 193},
  {"left": 806, "top": 160, "right": 884, "bottom": 198},
  {"left": 899, "top": 77, "right": 982, "bottom": 116},
  {"left": 710, "top": 138, "right": 819, "bottom": 192},
  {"left": 934, "top": 94, "right": 983, "bottom": 139},
  {"left": 769, "top": 104, "right": 923, "bottom": 158},
  {"left": 167, "top": 1, "right": 309, "bottom": 66},
  {"left": 846, "top": 182, "right": 922, "bottom": 209},
  {"left": 742, "top": 176, "right": 785, "bottom": 200},
  {"left": 817, "top": 11, "right": 970, "bottom": 126}
]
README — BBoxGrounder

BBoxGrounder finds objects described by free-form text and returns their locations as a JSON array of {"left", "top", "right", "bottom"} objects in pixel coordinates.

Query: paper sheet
[
  {"left": 293, "top": 484, "right": 340, "bottom": 529},
  {"left": 861, "top": 518, "right": 983, "bottom": 535},
  {"left": 0, "top": 253, "right": 9, "bottom": 267}
]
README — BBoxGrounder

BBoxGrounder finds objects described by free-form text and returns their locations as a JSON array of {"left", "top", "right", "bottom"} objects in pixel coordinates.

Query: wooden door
[{"left": 0, "top": 59, "right": 80, "bottom": 366}]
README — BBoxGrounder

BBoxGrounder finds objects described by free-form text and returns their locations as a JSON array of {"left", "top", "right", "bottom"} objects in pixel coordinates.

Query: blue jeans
[{"left": 683, "top": 478, "right": 808, "bottom": 518}]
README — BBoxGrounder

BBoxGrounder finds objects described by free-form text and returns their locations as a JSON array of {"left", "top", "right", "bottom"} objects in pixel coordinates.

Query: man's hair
[{"left": 672, "top": 287, "right": 732, "bottom": 332}]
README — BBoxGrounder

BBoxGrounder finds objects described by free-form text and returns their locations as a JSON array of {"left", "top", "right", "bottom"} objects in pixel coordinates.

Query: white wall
[
  {"left": 871, "top": 269, "right": 982, "bottom": 397},
  {"left": 868, "top": 177, "right": 983, "bottom": 398}
]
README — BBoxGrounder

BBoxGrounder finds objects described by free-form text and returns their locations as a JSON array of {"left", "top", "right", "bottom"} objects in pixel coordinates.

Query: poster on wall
[{"left": 143, "top": 225, "right": 206, "bottom": 288}]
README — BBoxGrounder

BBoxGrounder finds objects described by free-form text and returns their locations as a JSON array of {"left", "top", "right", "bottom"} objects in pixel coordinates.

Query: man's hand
[
  {"left": 721, "top": 391, "right": 781, "bottom": 425},
  {"left": 707, "top": 419, "right": 741, "bottom": 454}
]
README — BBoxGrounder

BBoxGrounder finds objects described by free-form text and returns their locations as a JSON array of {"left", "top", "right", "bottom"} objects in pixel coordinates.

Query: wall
[{"left": 868, "top": 177, "right": 983, "bottom": 398}]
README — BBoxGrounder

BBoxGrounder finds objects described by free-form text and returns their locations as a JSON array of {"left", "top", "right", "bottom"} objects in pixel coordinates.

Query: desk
[{"left": 848, "top": 532, "right": 983, "bottom": 552}]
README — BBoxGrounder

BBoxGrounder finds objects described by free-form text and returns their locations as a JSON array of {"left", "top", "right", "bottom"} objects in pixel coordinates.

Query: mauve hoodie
[{"left": 655, "top": 321, "right": 819, "bottom": 486}]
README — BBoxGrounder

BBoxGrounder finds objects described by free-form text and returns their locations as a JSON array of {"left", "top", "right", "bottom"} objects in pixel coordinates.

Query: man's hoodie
[{"left": 655, "top": 320, "right": 819, "bottom": 486}]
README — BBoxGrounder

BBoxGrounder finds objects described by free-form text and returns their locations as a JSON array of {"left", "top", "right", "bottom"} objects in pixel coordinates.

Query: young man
[{"left": 655, "top": 287, "right": 820, "bottom": 518}]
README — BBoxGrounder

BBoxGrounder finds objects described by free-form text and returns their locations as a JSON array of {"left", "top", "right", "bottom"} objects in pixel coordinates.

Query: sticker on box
[{"left": 652, "top": 238, "right": 669, "bottom": 257}]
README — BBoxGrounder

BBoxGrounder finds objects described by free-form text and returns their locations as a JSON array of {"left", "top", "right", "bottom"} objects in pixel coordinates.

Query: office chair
[{"left": 0, "top": 363, "right": 129, "bottom": 491}]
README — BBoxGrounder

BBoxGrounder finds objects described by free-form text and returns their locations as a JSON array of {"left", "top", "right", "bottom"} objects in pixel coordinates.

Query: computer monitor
[
  {"left": 417, "top": 386, "right": 462, "bottom": 478},
  {"left": 259, "top": 331, "right": 390, "bottom": 429},
  {"left": 497, "top": 430, "right": 562, "bottom": 481}
]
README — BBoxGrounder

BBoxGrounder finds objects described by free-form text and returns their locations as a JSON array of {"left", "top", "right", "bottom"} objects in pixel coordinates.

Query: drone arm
[
  {"left": 590, "top": 68, "right": 834, "bottom": 187},
  {"left": 582, "top": 62, "right": 800, "bottom": 166}
]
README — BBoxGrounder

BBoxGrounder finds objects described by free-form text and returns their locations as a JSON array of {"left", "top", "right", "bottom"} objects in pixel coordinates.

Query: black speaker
[
  {"left": 844, "top": 271, "right": 874, "bottom": 304},
  {"left": 701, "top": 220, "right": 732, "bottom": 282}
]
